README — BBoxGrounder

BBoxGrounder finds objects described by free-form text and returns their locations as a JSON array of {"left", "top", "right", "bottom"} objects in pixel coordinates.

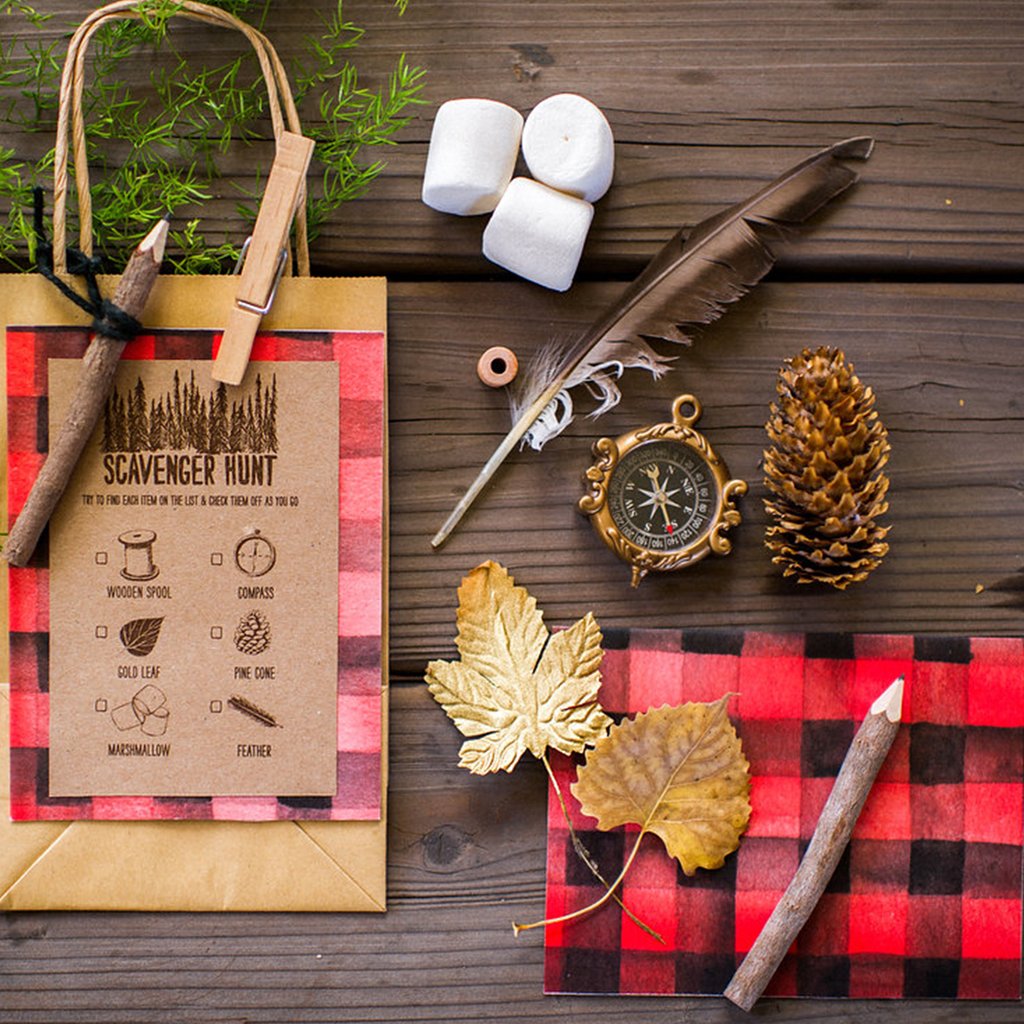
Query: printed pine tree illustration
[
  {"left": 208, "top": 382, "right": 229, "bottom": 454},
  {"left": 183, "top": 372, "right": 201, "bottom": 450},
  {"left": 114, "top": 394, "right": 128, "bottom": 451},
  {"left": 251, "top": 376, "right": 265, "bottom": 450},
  {"left": 193, "top": 396, "right": 209, "bottom": 452},
  {"left": 228, "top": 401, "right": 245, "bottom": 452},
  {"left": 148, "top": 398, "right": 166, "bottom": 451},
  {"left": 127, "top": 378, "right": 149, "bottom": 451},
  {"left": 102, "top": 371, "right": 279, "bottom": 453},
  {"left": 265, "top": 377, "right": 278, "bottom": 452},
  {"left": 166, "top": 371, "right": 184, "bottom": 449},
  {"left": 245, "top": 395, "right": 259, "bottom": 452}
]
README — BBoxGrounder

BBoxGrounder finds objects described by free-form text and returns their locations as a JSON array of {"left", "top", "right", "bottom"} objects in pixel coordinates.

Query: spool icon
[{"left": 119, "top": 529, "right": 159, "bottom": 581}]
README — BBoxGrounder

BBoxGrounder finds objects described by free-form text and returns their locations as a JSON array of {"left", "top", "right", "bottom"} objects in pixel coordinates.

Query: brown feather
[
  {"left": 511, "top": 136, "right": 874, "bottom": 449},
  {"left": 433, "top": 137, "right": 874, "bottom": 546}
]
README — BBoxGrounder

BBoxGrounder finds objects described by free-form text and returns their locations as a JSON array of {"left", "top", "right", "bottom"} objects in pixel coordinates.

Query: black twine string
[{"left": 33, "top": 187, "right": 142, "bottom": 343}]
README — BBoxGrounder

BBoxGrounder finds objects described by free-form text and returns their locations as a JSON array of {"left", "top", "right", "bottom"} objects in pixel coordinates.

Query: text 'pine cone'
[{"left": 763, "top": 346, "right": 890, "bottom": 589}]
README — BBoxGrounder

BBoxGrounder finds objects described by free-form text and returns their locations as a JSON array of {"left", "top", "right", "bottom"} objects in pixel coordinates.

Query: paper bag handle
[{"left": 51, "top": 0, "right": 311, "bottom": 276}]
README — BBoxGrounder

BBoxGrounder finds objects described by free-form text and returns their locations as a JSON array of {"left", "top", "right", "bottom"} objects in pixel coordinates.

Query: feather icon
[{"left": 431, "top": 136, "right": 874, "bottom": 548}]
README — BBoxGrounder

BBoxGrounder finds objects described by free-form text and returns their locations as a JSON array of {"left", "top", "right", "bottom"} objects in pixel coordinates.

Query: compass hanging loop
[{"left": 672, "top": 394, "right": 702, "bottom": 429}]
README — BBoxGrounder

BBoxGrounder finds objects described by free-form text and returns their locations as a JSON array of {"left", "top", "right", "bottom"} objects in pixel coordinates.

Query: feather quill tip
[{"left": 832, "top": 136, "right": 875, "bottom": 160}]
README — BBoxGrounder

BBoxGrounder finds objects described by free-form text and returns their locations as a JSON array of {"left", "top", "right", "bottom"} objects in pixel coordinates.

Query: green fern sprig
[{"left": 0, "top": 0, "right": 425, "bottom": 273}]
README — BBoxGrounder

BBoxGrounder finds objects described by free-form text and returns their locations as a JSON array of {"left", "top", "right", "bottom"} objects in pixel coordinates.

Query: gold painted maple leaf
[{"left": 426, "top": 561, "right": 612, "bottom": 774}]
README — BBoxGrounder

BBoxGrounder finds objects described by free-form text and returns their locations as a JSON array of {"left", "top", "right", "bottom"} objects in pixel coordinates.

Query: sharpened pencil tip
[
  {"left": 870, "top": 674, "right": 904, "bottom": 723},
  {"left": 139, "top": 216, "right": 170, "bottom": 264}
]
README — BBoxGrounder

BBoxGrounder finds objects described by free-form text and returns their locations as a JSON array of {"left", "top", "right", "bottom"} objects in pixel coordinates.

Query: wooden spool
[{"left": 476, "top": 346, "right": 519, "bottom": 387}]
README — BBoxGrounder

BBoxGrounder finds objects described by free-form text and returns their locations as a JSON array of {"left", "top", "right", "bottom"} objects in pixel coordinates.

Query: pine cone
[
  {"left": 763, "top": 346, "right": 891, "bottom": 589},
  {"left": 234, "top": 609, "right": 271, "bottom": 655}
]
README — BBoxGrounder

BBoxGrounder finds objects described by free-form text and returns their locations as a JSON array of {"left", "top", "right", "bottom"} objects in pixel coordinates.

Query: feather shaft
[
  {"left": 431, "top": 377, "right": 564, "bottom": 547},
  {"left": 432, "top": 137, "right": 874, "bottom": 547}
]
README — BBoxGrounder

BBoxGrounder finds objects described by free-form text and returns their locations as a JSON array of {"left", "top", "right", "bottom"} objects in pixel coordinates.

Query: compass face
[
  {"left": 607, "top": 440, "right": 720, "bottom": 553},
  {"left": 234, "top": 533, "right": 276, "bottom": 577}
]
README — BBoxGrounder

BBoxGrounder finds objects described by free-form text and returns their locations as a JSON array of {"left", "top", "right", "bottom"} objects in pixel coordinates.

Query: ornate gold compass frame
[{"left": 579, "top": 394, "right": 747, "bottom": 587}]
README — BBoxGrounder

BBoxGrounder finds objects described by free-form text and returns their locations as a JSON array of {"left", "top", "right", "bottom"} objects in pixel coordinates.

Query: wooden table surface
[{"left": 3, "top": 2, "right": 1024, "bottom": 1021}]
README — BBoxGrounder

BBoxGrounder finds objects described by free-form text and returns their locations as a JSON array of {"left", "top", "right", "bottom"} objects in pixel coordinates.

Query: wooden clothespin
[{"left": 213, "top": 130, "right": 315, "bottom": 385}]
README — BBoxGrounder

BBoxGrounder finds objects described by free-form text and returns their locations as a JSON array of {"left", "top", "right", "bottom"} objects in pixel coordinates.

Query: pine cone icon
[
  {"left": 763, "top": 346, "right": 891, "bottom": 589},
  {"left": 234, "top": 609, "right": 271, "bottom": 655}
]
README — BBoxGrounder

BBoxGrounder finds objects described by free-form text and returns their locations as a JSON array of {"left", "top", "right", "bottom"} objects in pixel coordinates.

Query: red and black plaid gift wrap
[
  {"left": 543, "top": 629, "right": 1024, "bottom": 1000},
  {"left": 8, "top": 326, "right": 386, "bottom": 822}
]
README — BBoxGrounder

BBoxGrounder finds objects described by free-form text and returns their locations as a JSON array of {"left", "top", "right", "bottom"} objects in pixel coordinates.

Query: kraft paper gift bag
[
  {"left": 1, "top": 275, "right": 390, "bottom": 912},
  {"left": 1, "top": 2, "right": 388, "bottom": 911}
]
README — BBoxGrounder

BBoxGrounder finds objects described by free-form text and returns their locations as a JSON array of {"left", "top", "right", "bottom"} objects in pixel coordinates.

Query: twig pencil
[
  {"left": 3, "top": 217, "right": 168, "bottom": 567},
  {"left": 723, "top": 674, "right": 905, "bottom": 1012}
]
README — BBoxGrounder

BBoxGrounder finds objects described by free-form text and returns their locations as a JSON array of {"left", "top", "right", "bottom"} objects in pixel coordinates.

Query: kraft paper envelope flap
[{"left": 0, "top": 275, "right": 388, "bottom": 912}]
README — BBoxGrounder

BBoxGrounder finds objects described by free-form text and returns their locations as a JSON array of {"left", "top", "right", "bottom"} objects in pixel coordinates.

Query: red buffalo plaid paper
[
  {"left": 8, "top": 326, "right": 385, "bottom": 822},
  {"left": 543, "top": 629, "right": 1024, "bottom": 999}
]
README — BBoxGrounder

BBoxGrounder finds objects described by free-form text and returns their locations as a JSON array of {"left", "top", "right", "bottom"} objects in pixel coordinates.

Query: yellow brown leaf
[
  {"left": 572, "top": 696, "right": 751, "bottom": 875},
  {"left": 425, "top": 562, "right": 612, "bottom": 774}
]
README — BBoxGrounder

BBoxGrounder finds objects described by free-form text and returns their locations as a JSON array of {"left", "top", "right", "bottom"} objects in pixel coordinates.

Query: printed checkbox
[
  {"left": 210, "top": 700, "right": 223, "bottom": 714},
  {"left": 210, "top": 625, "right": 223, "bottom": 640},
  {"left": 95, "top": 625, "right": 108, "bottom": 639},
  {"left": 211, "top": 552, "right": 223, "bottom": 566},
  {"left": 94, "top": 698, "right": 108, "bottom": 713},
  {"left": 95, "top": 551, "right": 108, "bottom": 565}
]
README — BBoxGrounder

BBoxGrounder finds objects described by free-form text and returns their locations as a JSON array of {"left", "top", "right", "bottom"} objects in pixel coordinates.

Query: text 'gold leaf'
[
  {"left": 573, "top": 696, "right": 751, "bottom": 875},
  {"left": 426, "top": 561, "right": 612, "bottom": 774}
]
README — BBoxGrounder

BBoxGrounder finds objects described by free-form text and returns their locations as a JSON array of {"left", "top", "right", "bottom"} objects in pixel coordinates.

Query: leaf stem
[
  {"left": 512, "top": 822, "right": 648, "bottom": 937},
  {"left": 538, "top": 753, "right": 663, "bottom": 943}
]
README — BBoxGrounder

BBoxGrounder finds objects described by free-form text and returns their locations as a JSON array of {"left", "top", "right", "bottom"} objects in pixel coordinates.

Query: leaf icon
[{"left": 119, "top": 617, "right": 165, "bottom": 657}]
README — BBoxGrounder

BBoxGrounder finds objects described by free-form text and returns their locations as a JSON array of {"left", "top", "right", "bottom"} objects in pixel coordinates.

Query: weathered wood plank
[
  {"left": 2, "top": 6, "right": 1023, "bottom": 1023},
  {"left": 388, "top": 280, "right": 1024, "bottom": 672},
  {"left": 2, "top": 1, "right": 1022, "bottom": 274}
]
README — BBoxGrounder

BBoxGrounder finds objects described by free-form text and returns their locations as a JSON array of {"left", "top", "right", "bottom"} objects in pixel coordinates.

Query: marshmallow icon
[
  {"left": 483, "top": 178, "right": 594, "bottom": 292},
  {"left": 521, "top": 93, "right": 614, "bottom": 202},
  {"left": 421, "top": 98, "right": 524, "bottom": 216}
]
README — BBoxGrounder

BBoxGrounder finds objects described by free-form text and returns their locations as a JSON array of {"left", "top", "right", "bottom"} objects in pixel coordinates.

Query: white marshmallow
[
  {"left": 482, "top": 177, "right": 594, "bottom": 292},
  {"left": 421, "top": 98, "right": 524, "bottom": 216},
  {"left": 521, "top": 93, "right": 614, "bottom": 202}
]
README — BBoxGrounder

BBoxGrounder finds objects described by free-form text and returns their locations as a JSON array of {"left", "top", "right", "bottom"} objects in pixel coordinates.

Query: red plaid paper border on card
[
  {"left": 543, "top": 629, "right": 1024, "bottom": 1000},
  {"left": 8, "top": 327, "right": 385, "bottom": 822}
]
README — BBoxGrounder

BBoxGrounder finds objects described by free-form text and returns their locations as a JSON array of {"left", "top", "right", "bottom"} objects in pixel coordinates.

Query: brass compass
[{"left": 579, "top": 394, "right": 746, "bottom": 587}]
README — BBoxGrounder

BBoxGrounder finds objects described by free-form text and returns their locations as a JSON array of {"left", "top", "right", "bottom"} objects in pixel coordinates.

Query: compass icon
[{"left": 234, "top": 530, "right": 277, "bottom": 577}]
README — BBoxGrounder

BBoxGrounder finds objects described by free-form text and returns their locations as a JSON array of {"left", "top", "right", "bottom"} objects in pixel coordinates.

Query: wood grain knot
[
  {"left": 422, "top": 824, "right": 473, "bottom": 866},
  {"left": 510, "top": 43, "right": 554, "bottom": 82}
]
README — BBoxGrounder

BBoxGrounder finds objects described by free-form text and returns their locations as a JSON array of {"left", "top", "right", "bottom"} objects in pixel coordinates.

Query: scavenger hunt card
[
  {"left": 47, "top": 359, "right": 338, "bottom": 797},
  {"left": 8, "top": 327, "right": 387, "bottom": 821}
]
